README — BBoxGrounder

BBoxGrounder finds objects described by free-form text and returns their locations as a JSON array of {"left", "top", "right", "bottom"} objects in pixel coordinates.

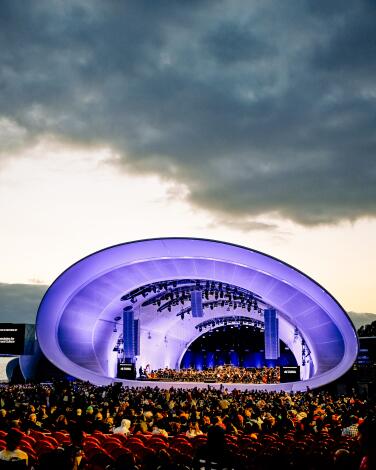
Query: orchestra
[{"left": 139, "top": 365, "right": 280, "bottom": 384}]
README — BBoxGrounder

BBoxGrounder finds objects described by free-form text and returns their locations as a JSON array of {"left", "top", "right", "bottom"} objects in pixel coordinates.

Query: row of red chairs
[{"left": 0, "top": 428, "right": 359, "bottom": 469}]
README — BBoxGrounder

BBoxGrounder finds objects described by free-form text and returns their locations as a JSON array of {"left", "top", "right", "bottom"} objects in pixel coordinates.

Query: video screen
[{"left": 0, "top": 323, "right": 35, "bottom": 355}]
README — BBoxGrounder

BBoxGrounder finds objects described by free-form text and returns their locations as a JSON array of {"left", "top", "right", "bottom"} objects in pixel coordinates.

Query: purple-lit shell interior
[{"left": 36, "top": 238, "right": 358, "bottom": 390}]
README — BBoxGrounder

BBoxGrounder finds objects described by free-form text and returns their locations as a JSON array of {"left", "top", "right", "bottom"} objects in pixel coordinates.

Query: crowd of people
[
  {"left": 0, "top": 380, "right": 374, "bottom": 469},
  {"left": 143, "top": 366, "right": 280, "bottom": 384}
]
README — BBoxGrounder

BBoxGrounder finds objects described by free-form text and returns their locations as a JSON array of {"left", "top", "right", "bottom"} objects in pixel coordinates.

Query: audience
[{"left": 0, "top": 380, "right": 374, "bottom": 469}]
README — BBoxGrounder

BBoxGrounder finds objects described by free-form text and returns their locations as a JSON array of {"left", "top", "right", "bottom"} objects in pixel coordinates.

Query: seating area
[
  {"left": 0, "top": 426, "right": 362, "bottom": 469},
  {"left": 0, "top": 381, "right": 375, "bottom": 469}
]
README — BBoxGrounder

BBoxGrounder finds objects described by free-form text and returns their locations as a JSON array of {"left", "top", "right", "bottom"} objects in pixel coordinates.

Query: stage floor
[{"left": 113, "top": 378, "right": 307, "bottom": 392}]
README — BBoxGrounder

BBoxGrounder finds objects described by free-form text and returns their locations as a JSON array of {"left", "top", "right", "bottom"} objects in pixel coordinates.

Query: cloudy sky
[{"left": 0, "top": 0, "right": 375, "bottom": 321}]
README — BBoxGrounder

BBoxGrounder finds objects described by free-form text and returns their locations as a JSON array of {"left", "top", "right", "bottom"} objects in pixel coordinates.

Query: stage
[
  {"left": 113, "top": 378, "right": 308, "bottom": 392},
  {"left": 36, "top": 238, "right": 358, "bottom": 390}
]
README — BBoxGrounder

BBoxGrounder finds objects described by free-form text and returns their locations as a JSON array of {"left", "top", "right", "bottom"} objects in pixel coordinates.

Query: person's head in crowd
[
  {"left": 69, "top": 426, "right": 85, "bottom": 448},
  {"left": 358, "top": 416, "right": 376, "bottom": 467},
  {"left": 206, "top": 425, "right": 226, "bottom": 451},
  {"left": 333, "top": 449, "right": 352, "bottom": 470},
  {"left": 5, "top": 429, "right": 23, "bottom": 452}
]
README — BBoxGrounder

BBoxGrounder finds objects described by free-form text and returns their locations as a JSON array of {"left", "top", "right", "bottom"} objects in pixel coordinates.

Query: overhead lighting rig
[
  {"left": 195, "top": 316, "right": 264, "bottom": 332},
  {"left": 120, "top": 278, "right": 263, "bottom": 316}
]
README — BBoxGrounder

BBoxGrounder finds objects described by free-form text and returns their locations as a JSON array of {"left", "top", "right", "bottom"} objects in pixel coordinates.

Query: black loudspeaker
[
  {"left": 117, "top": 362, "right": 136, "bottom": 379},
  {"left": 280, "top": 366, "right": 300, "bottom": 383},
  {"left": 264, "top": 309, "right": 280, "bottom": 359}
]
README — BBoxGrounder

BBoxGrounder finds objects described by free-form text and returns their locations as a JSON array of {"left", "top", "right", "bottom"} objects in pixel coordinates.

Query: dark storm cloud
[{"left": 0, "top": 0, "right": 376, "bottom": 226}]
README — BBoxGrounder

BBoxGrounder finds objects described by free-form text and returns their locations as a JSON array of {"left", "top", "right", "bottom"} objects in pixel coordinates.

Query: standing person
[
  {"left": 358, "top": 417, "right": 376, "bottom": 470},
  {"left": 0, "top": 429, "right": 28, "bottom": 466},
  {"left": 193, "top": 425, "right": 237, "bottom": 469},
  {"left": 39, "top": 427, "right": 86, "bottom": 470}
]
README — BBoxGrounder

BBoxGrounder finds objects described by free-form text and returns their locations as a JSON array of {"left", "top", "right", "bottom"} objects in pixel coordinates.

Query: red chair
[
  {"left": 127, "top": 437, "right": 145, "bottom": 445},
  {"left": 36, "top": 445, "right": 56, "bottom": 458},
  {"left": 111, "top": 433, "right": 128, "bottom": 444},
  {"left": 84, "top": 440, "right": 101, "bottom": 448},
  {"left": 104, "top": 434, "right": 123, "bottom": 442},
  {"left": 19, "top": 434, "right": 36, "bottom": 446},
  {"left": 110, "top": 446, "right": 133, "bottom": 460},
  {"left": 147, "top": 440, "right": 168, "bottom": 452},
  {"left": 84, "top": 444, "right": 102, "bottom": 460},
  {"left": 34, "top": 434, "right": 59, "bottom": 447},
  {"left": 132, "top": 446, "right": 155, "bottom": 465},
  {"left": 19, "top": 441, "right": 34, "bottom": 452},
  {"left": 133, "top": 432, "right": 152, "bottom": 441},
  {"left": 29, "top": 429, "right": 45, "bottom": 439},
  {"left": 102, "top": 440, "right": 123, "bottom": 453},
  {"left": 91, "top": 431, "right": 106, "bottom": 443},
  {"left": 124, "top": 441, "right": 145, "bottom": 453},
  {"left": 34, "top": 439, "right": 56, "bottom": 450},
  {"left": 87, "top": 449, "right": 114, "bottom": 470},
  {"left": 84, "top": 436, "right": 101, "bottom": 446},
  {"left": 52, "top": 431, "right": 70, "bottom": 442}
]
